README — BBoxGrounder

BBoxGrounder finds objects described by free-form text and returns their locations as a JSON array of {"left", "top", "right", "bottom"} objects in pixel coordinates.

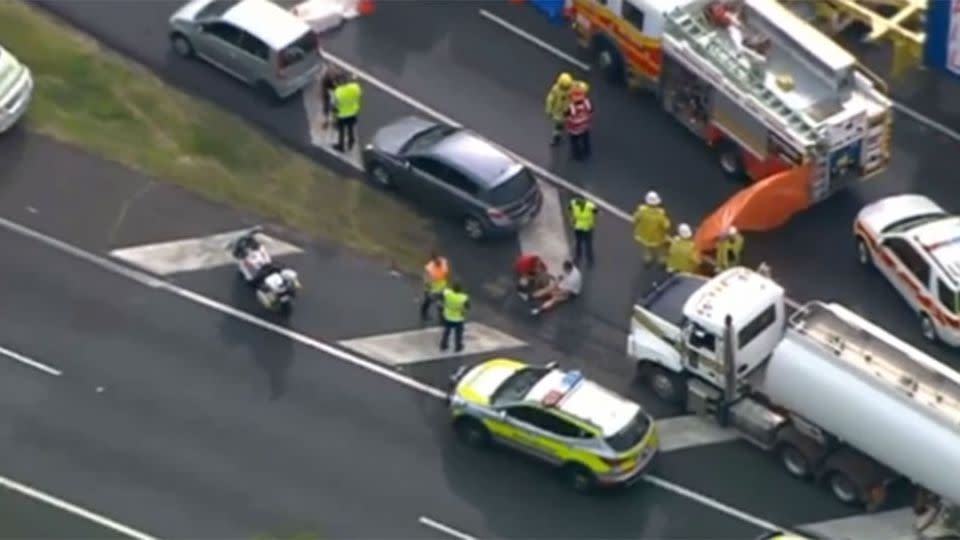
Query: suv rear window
[
  {"left": 279, "top": 31, "right": 319, "bottom": 67},
  {"left": 485, "top": 168, "right": 536, "bottom": 206},
  {"left": 197, "top": 0, "right": 239, "bottom": 19},
  {"left": 605, "top": 411, "right": 652, "bottom": 452}
]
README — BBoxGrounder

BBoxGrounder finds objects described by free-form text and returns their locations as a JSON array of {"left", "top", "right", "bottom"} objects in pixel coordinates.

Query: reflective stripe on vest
[
  {"left": 565, "top": 99, "right": 592, "bottom": 135},
  {"left": 442, "top": 289, "right": 469, "bottom": 322},
  {"left": 570, "top": 200, "right": 596, "bottom": 231},
  {"left": 334, "top": 82, "right": 362, "bottom": 118},
  {"left": 425, "top": 258, "right": 449, "bottom": 293}
]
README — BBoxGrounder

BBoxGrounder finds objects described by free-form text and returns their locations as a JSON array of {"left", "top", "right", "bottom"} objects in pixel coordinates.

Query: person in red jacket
[
  {"left": 514, "top": 253, "right": 551, "bottom": 300},
  {"left": 565, "top": 83, "right": 593, "bottom": 161}
]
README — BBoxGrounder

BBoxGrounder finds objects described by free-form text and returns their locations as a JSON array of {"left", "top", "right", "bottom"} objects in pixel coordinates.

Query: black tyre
[
  {"left": 367, "top": 162, "right": 393, "bottom": 189},
  {"left": 562, "top": 463, "right": 596, "bottom": 493},
  {"left": 828, "top": 472, "right": 861, "bottom": 505},
  {"left": 646, "top": 365, "right": 687, "bottom": 405},
  {"left": 855, "top": 237, "right": 872, "bottom": 267},
  {"left": 921, "top": 313, "right": 938, "bottom": 343},
  {"left": 717, "top": 140, "right": 746, "bottom": 180},
  {"left": 778, "top": 444, "right": 812, "bottom": 478},
  {"left": 454, "top": 417, "right": 490, "bottom": 448},
  {"left": 463, "top": 215, "right": 486, "bottom": 241},
  {"left": 279, "top": 301, "right": 293, "bottom": 318},
  {"left": 170, "top": 33, "right": 194, "bottom": 58},
  {"left": 593, "top": 38, "right": 624, "bottom": 83}
]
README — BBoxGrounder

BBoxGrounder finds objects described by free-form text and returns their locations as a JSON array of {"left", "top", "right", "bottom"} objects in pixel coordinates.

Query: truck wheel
[
  {"left": 647, "top": 366, "right": 687, "bottom": 405},
  {"left": 562, "top": 463, "right": 596, "bottom": 493},
  {"left": 828, "top": 472, "right": 862, "bottom": 505},
  {"left": 453, "top": 417, "right": 490, "bottom": 448},
  {"left": 779, "top": 444, "right": 812, "bottom": 478},
  {"left": 717, "top": 141, "right": 746, "bottom": 180},
  {"left": 855, "top": 237, "right": 873, "bottom": 267},
  {"left": 592, "top": 38, "right": 625, "bottom": 83},
  {"left": 921, "top": 314, "right": 938, "bottom": 343}
]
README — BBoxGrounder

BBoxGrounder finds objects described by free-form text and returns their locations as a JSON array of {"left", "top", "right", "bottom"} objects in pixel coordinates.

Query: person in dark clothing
[{"left": 319, "top": 66, "right": 345, "bottom": 129}]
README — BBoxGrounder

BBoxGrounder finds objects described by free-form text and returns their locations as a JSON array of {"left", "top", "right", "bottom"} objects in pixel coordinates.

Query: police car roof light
[{"left": 543, "top": 390, "right": 564, "bottom": 407}]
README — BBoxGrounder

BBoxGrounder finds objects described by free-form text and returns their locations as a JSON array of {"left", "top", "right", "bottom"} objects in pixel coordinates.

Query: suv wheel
[
  {"left": 562, "top": 463, "right": 596, "bottom": 493},
  {"left": 856, "top": 237, "right": 872, "bottom": 266},
  {"left": 367, "top": 162, "right": 392, "bottom": 189},
  {"left": 921, "top": 314, "right": 938, "bottom": 343},
  {"left": 463, "top": 216, "right": 486, "bottom": 241},
  {"left": 171, "top": 33, "right": 194, "bottom": 58},
  {"left": 454, "top": 417, "right": 490, "bottom": 448}
]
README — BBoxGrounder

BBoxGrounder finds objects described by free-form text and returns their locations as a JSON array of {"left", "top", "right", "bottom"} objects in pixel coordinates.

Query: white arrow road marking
[
  {"left": 338, "top": 323, "right": 527, "bottom": 365},
  {"left": 799, "top": 508, "right": 914, "bottom": 540},
  {"left": 109, "top": 230, "right": 302, "bottom": 276},
  {"left": 302, "top": 76, "right": 363, "bottom": 167},
  {"left": 519, "top": 181, "right": 570, "bottom": 273}
]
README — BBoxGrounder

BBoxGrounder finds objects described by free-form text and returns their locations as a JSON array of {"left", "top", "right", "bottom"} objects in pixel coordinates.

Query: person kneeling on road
[
  {"left": 515, "top": 253, "right": 552, "bottom": 300},
  {"left": 531, "top": 260, "right": 582, "bottom": 316}
]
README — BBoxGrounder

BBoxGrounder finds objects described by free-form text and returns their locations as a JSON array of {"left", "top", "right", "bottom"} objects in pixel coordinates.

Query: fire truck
[{"left": 568, "top": 0, "right": 893, "bottom": 203}]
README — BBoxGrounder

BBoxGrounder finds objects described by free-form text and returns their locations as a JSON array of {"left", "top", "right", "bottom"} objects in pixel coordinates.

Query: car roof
[
  {"left": 427, "top": 130, "right": 520, "bottom": 188},
  {"left": 525, "top": 370, "right": 640, "bottom": 436},
  {"left": 222, "top": 0, "right": 310, "bottom": 50},
  {"left": 908, "top": 216, "right": 960, "bottom": 286}
]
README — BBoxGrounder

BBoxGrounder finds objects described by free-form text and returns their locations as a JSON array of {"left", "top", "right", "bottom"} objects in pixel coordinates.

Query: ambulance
[{"left": 568, "top": 0, "right": 893, "bottom": 203}]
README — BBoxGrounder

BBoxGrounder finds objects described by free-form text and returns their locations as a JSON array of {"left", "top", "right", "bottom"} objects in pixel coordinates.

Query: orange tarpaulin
[{"left": 695, "top": 164, "right": 813, "bottom": 253}]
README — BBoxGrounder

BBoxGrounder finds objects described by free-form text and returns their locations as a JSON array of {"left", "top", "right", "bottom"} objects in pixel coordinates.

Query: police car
[
  {"left": 854, "top": 194, "right": 960, "bottom": 345},
  {"left": 447, "top": 358, "right": 658, "bottom": 492}
]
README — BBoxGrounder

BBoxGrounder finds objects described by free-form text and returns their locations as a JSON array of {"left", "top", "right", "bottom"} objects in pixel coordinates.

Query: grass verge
[{"left": 0, "top": 0, "right": 433, "bottom": 272}]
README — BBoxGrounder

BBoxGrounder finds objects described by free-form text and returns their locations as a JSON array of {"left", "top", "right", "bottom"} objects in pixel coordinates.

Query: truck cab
[{"left": 629, "top": 267, "right": 786, "bottom": 404}]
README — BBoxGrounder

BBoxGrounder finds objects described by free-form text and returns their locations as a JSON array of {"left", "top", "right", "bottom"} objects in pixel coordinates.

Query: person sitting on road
[
  {"left": 515, "top": 253, "right": 552, "bottom": 300},
  {"left": 531, "top": 260, "right": 582, "bottom": 316}
]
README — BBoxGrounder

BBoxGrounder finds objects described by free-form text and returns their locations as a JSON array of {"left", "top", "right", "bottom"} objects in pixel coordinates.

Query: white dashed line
[
  {"left": 418, "top": 516, "right": 478, "bottom": 540},
  {"left": 478, "top": 8, "right": 592, "bottom": 72},
  {"left": 0, "top": 344, "right": 62, "bottom": 377}
]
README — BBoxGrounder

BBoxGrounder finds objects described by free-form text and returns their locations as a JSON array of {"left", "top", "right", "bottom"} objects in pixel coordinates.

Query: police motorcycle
[{"left": 227, "top": 227, "right": 301, "bottom": 316}]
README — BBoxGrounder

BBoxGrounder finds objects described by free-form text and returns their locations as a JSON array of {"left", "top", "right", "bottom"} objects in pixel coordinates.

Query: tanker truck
[{"left": 627, "top": 267, "right": 960, "bottom": 537}]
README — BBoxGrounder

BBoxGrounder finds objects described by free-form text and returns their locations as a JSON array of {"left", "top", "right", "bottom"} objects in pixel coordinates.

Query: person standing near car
[
  {"left": 319, "top": 65, "right": 344, "bottom": 130},
  {"left": 440, "top": 282, "right": 470, "bottom": 353},
  {"left": 421, "top": 250, "right": 450, "bottom": 322},
  {"left": 569, "top": 196, "right": 598, "bottom": 267},
  {"left": 332, "top": 73, "right": 362, "bottom": 152}
]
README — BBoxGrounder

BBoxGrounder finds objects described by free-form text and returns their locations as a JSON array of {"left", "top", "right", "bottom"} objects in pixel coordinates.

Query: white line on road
[
  {"left": 418, "top": 516, "right": 478, "bottom": 540},
  {"left": 0, "top": 344, "right": 62, "bottom": 377},
  {"left": 0, "top": 214, "right": 790, "bottom": 534},
  {"left": 479, "top": 8, "right": 960, "bottom": 146},
  {"left": 478, "top": 9, "right": 592, "bottom": 72},
  {"left": 0, "top": 474, "right": 159, "bottom": 540}
]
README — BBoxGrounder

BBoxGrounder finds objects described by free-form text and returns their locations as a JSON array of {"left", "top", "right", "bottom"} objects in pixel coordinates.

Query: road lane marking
[
  {"left": 339, "top": 323, "right": 527, "bottom": 365},
  {"left": 477, "top": 9, "right": 591, "bottom": 72},
  {"left": 799, "top": 507, "right": 914, "bottom": 540},
  {"left": 109, "top": 229, "right": 302, "bottom": 276},
  {"left": 323, "top": 52, "right": 803, "bottom": 308},
  {"left": 0, "top": 344, "right": 62, "bottom": 377},
  {"left": 518, "top": 181, "right": 570, "bottom": 273},
  {"left": 0, "top": 474, "right": 159, "bottom": 540},
  {"left": 418, "top": 516, "right": 478, "bottom": 540},
  {"left": 0, "top": 214, "right": 797, "bottom": 533},
  {"left": 479, "top": 8, "right": 960, "bottom": 146}
]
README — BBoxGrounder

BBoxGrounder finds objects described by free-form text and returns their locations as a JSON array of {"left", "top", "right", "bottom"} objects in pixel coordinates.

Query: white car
[
  {"left": 0, "top": 43, "right": 33, "bottom": 134},
  {"left": 854, "top": 194, "right": 960, "bottom": 345}
]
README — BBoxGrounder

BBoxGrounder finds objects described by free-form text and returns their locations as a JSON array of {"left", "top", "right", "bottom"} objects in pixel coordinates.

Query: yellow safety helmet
[
  {"left": 557, "top": 72, "right": 573, "bottom": 87},
  {"left": 575, "top": 80, "right": 590, "bottom": 93}
]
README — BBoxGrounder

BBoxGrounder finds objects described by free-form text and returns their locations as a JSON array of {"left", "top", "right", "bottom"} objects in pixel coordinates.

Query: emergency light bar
[{"left": 543, "top": 370, "right": 585, "bottom": 407}]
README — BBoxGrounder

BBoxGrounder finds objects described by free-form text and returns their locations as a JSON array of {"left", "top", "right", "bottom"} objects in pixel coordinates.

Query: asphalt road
[
  {"left": 35, "top": 0, "right": 960, "bottom": 372},
  {"left": 0, "top": 482, "right": 130, "bottom": 539},
  {"left": 3, "top": 131, "right": 878, "bottom": 537}
]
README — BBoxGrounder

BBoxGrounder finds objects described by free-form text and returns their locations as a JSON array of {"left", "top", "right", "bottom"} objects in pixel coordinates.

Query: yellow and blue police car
[{"left": 448, "top": 358, "right": 658, "bottom": 492}]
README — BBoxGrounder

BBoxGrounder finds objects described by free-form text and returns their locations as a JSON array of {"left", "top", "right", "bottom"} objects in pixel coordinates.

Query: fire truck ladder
[{"left": 666, "top": 8, "right": 822, "bottom": 147}]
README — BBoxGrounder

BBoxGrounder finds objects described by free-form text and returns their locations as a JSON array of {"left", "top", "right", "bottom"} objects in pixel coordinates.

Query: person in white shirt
[{"left": 531, "top": 260, "right": 582, "bottom": 316}]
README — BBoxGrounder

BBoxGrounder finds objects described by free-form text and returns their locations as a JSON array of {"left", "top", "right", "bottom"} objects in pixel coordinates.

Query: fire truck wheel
[
  {"left": 855, "top": 237, "right": 873, "bottom": 267},
  {"left": 717, "top": 141, "right": 745, "bottom": 179},
  {"left": 920, "top": 314, "right": 938, "bottom": 343},
  {"left": 592, "top": 38, "right": 624, "bottom": 83},
  {"left": 828, "top": 471, "right": 862, "bottom": 505}
]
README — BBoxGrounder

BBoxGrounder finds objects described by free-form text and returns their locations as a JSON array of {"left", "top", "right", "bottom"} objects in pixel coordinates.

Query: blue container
[
  {"left": 529, "top": 0, "right": 567, "bottom": 23},
  {"left": 924, "top": 0, "right": 960, "bottom": 80}
]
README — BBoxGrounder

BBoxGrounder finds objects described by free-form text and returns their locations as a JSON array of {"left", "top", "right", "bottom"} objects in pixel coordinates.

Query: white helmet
[
  {"left": 280, "top": 268, "right": 299, "bottom": 286},
  {"left": 645, "top": 191, "right": 661, "bottom": 206},
  {"left": 678, "top": 223, "right": 693, "bottom": 239},
  {"left": 727, "top": 226, "right": 738, "bottom": 237}
]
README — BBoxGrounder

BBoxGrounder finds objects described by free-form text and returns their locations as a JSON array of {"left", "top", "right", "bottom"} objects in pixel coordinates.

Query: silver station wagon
[{"left": 168, "top": 0, "right": 324, "bottom": 100}]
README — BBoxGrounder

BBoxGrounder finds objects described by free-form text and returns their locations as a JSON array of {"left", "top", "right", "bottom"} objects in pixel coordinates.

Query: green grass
[{"left": 0, "top": 0, "right": 433, "bottom": 272}]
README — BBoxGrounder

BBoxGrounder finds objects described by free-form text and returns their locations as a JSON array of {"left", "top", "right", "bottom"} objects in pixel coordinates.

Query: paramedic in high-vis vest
[
  {"left": 569, "top": 196, "right": 598, "bottom": 267},
  {"left": 440, "top": 282, "right": 470, "bottom": 353},
  {"left": 421, "top": 251, "right": 450, "bottom": 322},
  {"left": 632, "top": 191, "right": 671, "bottom": 266},
  {"left": 545, "top": 72, "right": 574, "bottom": 145},
  {"left": 332, "top": 74, "right": 362, "bottom": 152}
]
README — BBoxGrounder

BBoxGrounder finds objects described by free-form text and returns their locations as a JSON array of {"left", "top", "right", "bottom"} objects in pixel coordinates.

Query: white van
[{"left": 0, "top": 43, "right": 33, "bottom": 134}]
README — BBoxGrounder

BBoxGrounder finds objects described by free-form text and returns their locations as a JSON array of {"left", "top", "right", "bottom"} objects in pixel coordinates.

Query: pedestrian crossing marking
[
  {"left": 337, "top": 323, "right": 527, "bottom": 365},
  {"left": 799, "top": 507, "right": 914, "bottom": 540},
  {"left": 656, "top": 415, "right": 739, "bottom": 452},
  {"left": 109, "top": 230, "right": 302, "bottom": 276},
  {"left": 518, "top": 181, "right": 569, "bottom": 274}
]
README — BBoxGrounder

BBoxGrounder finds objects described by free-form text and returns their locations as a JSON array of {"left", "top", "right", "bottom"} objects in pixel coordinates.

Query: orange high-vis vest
[{"left": 425, "top": 257, "right": 450, "bottom": 293}]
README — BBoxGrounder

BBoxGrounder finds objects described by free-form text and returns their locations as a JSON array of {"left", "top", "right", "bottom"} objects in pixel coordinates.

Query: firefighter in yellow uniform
[
  {"left": 546, "top": 73, "right": 574, "bottom": 145},
  {"left": 666, "top": 223, "right": 701, "bottom": 273},
  {"left": 632, "top": 191, "right": 671, "bottom": 266},
  {"left": 715, "top": 226, "right": 744, "bottom": 271}
]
